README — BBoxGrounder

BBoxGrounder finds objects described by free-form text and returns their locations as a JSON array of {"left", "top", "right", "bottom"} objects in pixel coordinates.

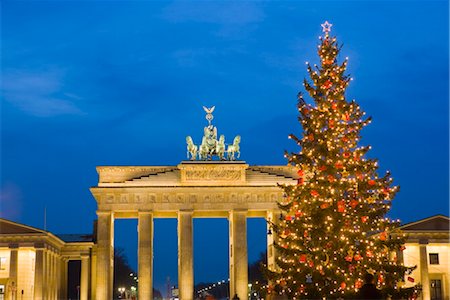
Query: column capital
[
  {"left": 96, "top": 210, "right": 114, "bottom": 217},
  {"left": 229, "top": 209, "right": 248, "bottom": 219},
  {"left": 178, "top": 209, "right": 194, "bottom": 215},
  {"left": 138, "top": 210, "right": 153, "bottom": 215},
  {"left": 9, "top": 243, "right": 19, "bottom": 249},
  {"left": 419, "top": 238, "right": 429, "bottom": 245},
  {"left": 34, "top": 242, "right": 46, "bottom": 250}
]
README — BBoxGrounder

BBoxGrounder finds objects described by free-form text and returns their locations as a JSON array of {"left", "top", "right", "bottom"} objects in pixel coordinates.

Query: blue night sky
[{"left": 1, "top": 0, "right": 448, "bottom": 294}]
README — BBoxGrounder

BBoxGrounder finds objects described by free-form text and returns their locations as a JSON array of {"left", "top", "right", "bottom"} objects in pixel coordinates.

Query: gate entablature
[{"left": 91, "top": 161, "right": 298, "bottom": 217}]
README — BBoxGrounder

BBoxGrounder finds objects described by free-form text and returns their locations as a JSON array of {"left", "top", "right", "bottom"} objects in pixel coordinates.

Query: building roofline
[
  {"left": 400, "top": 214, "right": 449, "bottom": 230},
  {"left": 0, "top": 217, "right": 48, "bottom": 235}
]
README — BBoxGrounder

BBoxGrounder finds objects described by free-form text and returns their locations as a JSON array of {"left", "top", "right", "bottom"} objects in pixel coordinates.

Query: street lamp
[{"left": 118, "top": 287, "right": 125, "bottom": 299}]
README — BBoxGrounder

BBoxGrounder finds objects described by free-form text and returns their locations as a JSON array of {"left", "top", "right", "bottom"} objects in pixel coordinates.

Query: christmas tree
[{"left": 265, "top": 22, "right": 419, "bottom": 299}]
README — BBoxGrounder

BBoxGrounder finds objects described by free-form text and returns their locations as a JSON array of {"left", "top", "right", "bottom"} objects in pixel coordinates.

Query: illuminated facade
[
  {"left": 398, "top": 215, "right": 449, "bottom": 300},
  {"left": 0, "top": 219, "right": 95, "bottom": 300}
]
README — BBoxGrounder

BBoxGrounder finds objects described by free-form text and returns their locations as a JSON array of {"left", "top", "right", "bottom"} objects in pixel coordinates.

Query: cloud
[
  {"left": 0, "top": 182, "right": 23, "bottom": 220},
  {"left": 2, "top": 68, "right": 83, "bottom": 117},
  {"left": 161, "top": 1, "right": 265, "bottom": 37},
  {"left": 162, "top": 1, "right": 264, "bottom": 24}
]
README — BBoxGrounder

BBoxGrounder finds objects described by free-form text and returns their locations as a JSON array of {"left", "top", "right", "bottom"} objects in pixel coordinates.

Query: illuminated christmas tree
[{"left": 265, "top": 22, "right": 419, "bottom": 299}]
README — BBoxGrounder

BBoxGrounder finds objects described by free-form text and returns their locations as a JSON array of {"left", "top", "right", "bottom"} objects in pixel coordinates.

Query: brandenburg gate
[{"left": 90, "top": 107, "right": 298, "bottom": 300}]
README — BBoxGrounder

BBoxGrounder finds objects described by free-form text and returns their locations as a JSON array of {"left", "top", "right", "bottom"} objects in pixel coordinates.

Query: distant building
[
  {"left": 0, "top": 215, "right": 448, "bottom": 300},
  {"left": 398, "top": 215, "right": 449, "bottom": 300},
  {"left": 0, "top": 218, "right": 95, "bottom": 300}
]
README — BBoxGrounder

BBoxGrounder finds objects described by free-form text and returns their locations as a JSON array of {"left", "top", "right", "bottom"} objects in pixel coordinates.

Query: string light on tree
[{"left": 264, "top": 21, "right": 419, "bottom": 299}]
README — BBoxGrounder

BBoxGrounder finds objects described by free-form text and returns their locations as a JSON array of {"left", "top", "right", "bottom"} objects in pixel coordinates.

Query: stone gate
[{"left": 90, "top": 161, "right": 298, "bottom": 300}]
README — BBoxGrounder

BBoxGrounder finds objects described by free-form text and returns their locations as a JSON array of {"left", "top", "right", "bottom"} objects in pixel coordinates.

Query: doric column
[
  {"left": 80, "top": 254, "right": 90, "bottom": 300},
  {"left": 44, "top": 249, "right": 50, "bottom": 299},
  {"left": 34, "top": 244, "right": 45, "bottom": 300},
  {"left": 90, "top": 248, "right": 97, "bottom": 300},
  {"left": 55, "top": 255, "right": 61, "bottom": 300},
  {"left": 138, "top": 211, "right": 154, "bottom": 300},
  {"left": 9, "top": 244, "right": 18, "bottom": 300},
  {"left": 96, "top": 211, "right": 114, "bottom": 300},
  {"left": 59, "top": 258, "right": 68, "bottom": 300},
  {"left": 229, "top": 210, "right": 248, "bottom": 300},
  {"left": 266, "top": 210, "right": 279, "bottom": 272},
  {"left": 178, "top": 210, "right": 194, "bottom": 300},
  {"left": 55, "top": 253, "right": 60, "bottom": 300},
  {"left": 50, "top": 251, "right": 55, "bottom": 300},
  {"left": 419, "top": 240, "right": 430, "bottom": 300}
]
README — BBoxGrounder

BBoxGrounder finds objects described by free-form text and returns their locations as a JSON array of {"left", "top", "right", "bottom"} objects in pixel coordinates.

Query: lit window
[
  {"left": 429, "top": 253, "right": 439, "bottom": 265},
  {"left": 0, "top": 257, "right": 6, "bottom": 270}
]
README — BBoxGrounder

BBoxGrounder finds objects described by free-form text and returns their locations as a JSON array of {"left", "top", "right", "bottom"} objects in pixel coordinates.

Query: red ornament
[
  {"left": 337, "top": 200, "right": 346, "bottom": 213},
  {"left": 309, "top": 260, "right": 314, "bottom": 267},
  {"left": 299, "top": 254, "right": 307, "bottom": 263},
  {"left": 308, "top": 134, "right": 314, "bottom": 141},
  {"left": 356, "top": 172, "right": 364, "bottom": 180},
  {"left": 327, "top": 175, "right": 335, "bottom": 182},
  {"left": 295, "top": 211, "right": 303, "bottom": 218},
  {"left": 379, "top": 231, "right": 387, "bottom": 241},
  {"left": 354, "top": 254, "right": 362, "bottom": 261},
  {"left": 320, "top": 202, "right": 329, "bottom": 209},
  {"left": 350, "top": 199, "right": 359, "bottom": 209},
  {"left": 297, "top": 177, "right": 304, "bottom": 185},
  {"left": 368, "top": 179, "right": 376, "bottom": 186},
  {"left": 310, "top": 190, "right": 319, "bottom": 197},
  {"left": 340, "top": 282, "right": 346, "bottom": 290},
  {"left": 319, "top": 165, "right": 327, "bottom": 171},
  {"left": 322, "top": 80, "right": 333, "bottom": 89},
  {"left": 343, "top": 113, "right": 350, "bottom": 121},
  {"left": 366, "top": 250, "right": 374, "bottom": 258},
  {"left": 348, "top": 264, "right": 355, "bottom": 272},
  {"left": 335, "top": 162, "right": 344, "bottom": 169},
  {"left": 378, "top": 274, "right": 384, "bottom": 283},
  {"left": 342, "top": 136, "right": 349, "bottom": 143},
  {"left": 345, "top": 255, "right": 353, "bottom": 262},
  {"left": 302, "top": 107, "right": 310, "bottom": 115},
  {"left": 353, "top": 154, "right": 360, "bottom": 161},
  {"left": 304, "top": 230, "right": 309, "bottom": 238},
  {"left": 343, "top": 152, "right": 351, "bottom": 158},
  {"left": 280, "top": 280, "right": 287, "bottom": 287},
  {"left": 355, "top": 279, "right": 363, "bottom": 289},
  {"left": 407, "top": 276, "right": 415, "bottom": 283},
  {"left": 328, "top": 119, "right": 334, "bottom": 128},
  {"left": 383, "top": 187, "right": 390, "bottom": 195},
  {"left": 297, "top": 169, "right": 304, "bottom": 177},
  {"left": 361, "top": 216, "right": 368, "bottom": 223},
  {"left": 331, "top": 102, "right": 338, "bottom": 110},
  {"left": 285, "top": 215, "right": 292, "bottom": 221}
]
